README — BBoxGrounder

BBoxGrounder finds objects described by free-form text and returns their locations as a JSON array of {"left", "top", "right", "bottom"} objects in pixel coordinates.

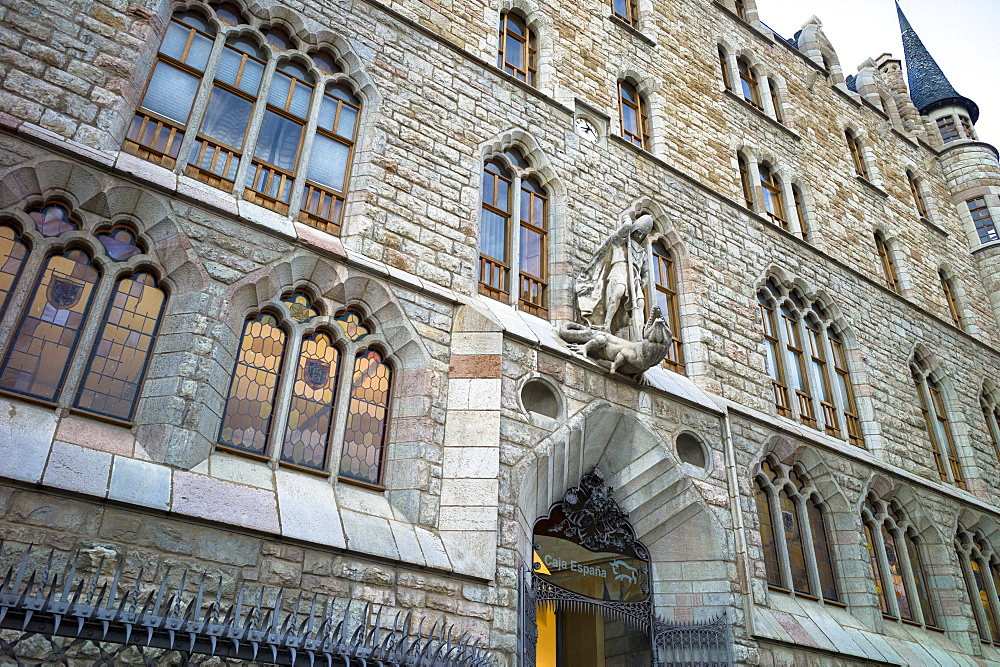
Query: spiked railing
[{"left": 0, "top": 543, "right": 494, "bottom": 666}]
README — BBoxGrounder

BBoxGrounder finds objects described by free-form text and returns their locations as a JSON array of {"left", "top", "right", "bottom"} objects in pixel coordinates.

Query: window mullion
[
  {"left": 818, "top": 325, "right": 843, "bottom": 438},
  {"left": 796, "top": 495, "right": 822, "bottom": 598},
  {"left": 266, "top": 326, "right": 303, "bottom": 465},
  {"left": 894, "top": 529, "right": 923, "bottom": 625},
  {"left": 174, "top": 31, "right": 230, "bottom": 173},
  {"left": 510, "top": 175, "right": 523, "bottom": 308},
  {"left": 873, "top": 522, "right": 900, "bottom": 618},
  {"left": 329, "top": 339, "right": 359, "bottom": 475},
  {"left": 745, "top": 159, "right": 764, "bottom": 213},
  {"left": 769, "top": 487, "right": 793, "bottom": 590}
]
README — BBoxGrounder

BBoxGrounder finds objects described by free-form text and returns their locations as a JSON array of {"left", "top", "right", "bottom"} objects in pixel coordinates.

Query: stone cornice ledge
[{"left": 717, "top": 395, "right": 1000, "bottom": 518}]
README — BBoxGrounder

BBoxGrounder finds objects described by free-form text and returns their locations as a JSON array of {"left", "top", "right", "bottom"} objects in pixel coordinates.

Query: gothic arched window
[
  {"left": 982, "top": 385, "right": 1000, "bottom": 460},
  {"left": 912, "top": 356, "right": 963, "bottom": 487},
  {"left": 758, "top": 282, "right": 863, "bottom": 444},
  {"left": 755, "top": 460, "right": 840, "bottom": 603},
  {"left": 846, "top": 129, "right": 869, "bottom": 179},
  {"left": 217, "top": 296, "right": 393, "bottom": 482},
  {"left": 737, "top": 58, "right": 761, "bottom": 109},
  {"left": 498, "top": 11, "right": 536, "bottom": 85},
  {"left": 478, "top": 150, "right": 549, "bottom": 316},
  {"left": 862, "top": 497, "right": 938, "bottom": 627},
  {"left": 649, "top": 241, "right": 684, "bottom": 373},
  {"left": 0, "top": 206, "right": 166, "bottom": 423},
  {"left": 957, "top": 530, "right": 1000, "bottom": 642},
  {"left": 759, "top": 163, "right": 787, "bottom": 230},
  {"left": 874, "top": 232, "right": 901, "bottom": 293},
  {"left": 126, "top": 8, "right": 361, "bottom": 233}
]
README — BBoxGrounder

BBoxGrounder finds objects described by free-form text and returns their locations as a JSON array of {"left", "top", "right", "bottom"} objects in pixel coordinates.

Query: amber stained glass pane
[
  {"left": 339, "top": 349, "right": 391, "bottom": 485},
  {"left": 906, "top": 534, "right": 936, "bottom": 627},
  {"left": 336, "top": 309, "right": 370, "bottom": 341},
  {"left": 29, "top": 204, "right": 78, "bottom": 237},
  {"left": 97, "top": 227, "right": 144, "bottom": 261},
  {"left": 972, "top": 559, "right": 998, "bottom": 640},
  {"left": 281, "top": 332, "right": 341, "bottom": 470},
  {"left": 755, "top": 480, "right": 782, "bottom": 588},
  {"left": 866, "top": 523, "right": 890, "bottom": 614},
  {"left": 0, "top": 225, "right": 28, "bottom": 315},
  {"left": 74, "top": 273, "right": 165, "bottom": 421},
  {"left": 0, "top": 250, "right": 99, "bottom": 401},
  {"left": 882, "top": 526, "right": 913, "bottom": 620},
  {"left": 280, "top": 291, "right": 319, "bottom": 323},
  {"left": 218, "top": 313, "right": 286, "bottom": 455},
  {"left": 808, "top": 499, "right": 838, "bottom": 601},
  {"left": 780, "top": 491, "right": 811, "bottom": 595}
]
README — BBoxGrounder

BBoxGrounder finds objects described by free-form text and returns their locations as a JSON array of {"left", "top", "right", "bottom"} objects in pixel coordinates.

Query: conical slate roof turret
[{"left": 897, "top": 2, "right": 979, "bottom": 122}]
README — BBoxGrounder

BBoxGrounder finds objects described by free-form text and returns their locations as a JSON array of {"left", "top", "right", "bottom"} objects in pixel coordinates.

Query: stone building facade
[{"left": 0, "top": 0, "right": 999, "bottom": 662}]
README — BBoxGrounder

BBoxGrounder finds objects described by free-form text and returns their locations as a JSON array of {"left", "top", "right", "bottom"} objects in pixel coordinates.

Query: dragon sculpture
[{"left": 557, "top": 306, "right": 672, "bottom": 379}]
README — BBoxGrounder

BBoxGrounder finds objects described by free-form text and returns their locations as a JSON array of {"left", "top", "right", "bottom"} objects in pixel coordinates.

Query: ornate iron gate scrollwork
[{"left": 0, "top": 542, "right": 494, "bottom": 666}]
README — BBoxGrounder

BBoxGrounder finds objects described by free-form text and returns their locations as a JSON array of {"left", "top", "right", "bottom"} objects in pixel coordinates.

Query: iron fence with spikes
[{"left": 0, "top": 542, "right": 495, "bottom": 666}]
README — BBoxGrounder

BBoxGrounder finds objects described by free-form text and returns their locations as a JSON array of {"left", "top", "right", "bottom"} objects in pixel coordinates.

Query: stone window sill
[
  {"left": 608, "top": 14, "right": 655, "bottom": 46},
  {"left": 972, "top": 238, "right": 1000, "bottom": 254},
  {"left": 724, "top": 90, "right": 799, "bottom": 140},
  {"left": 916, "top": 216, "right": 948, "bottom": 237},
  {"left": 855, "top": 175, "right": 888, "bottom": 198}
]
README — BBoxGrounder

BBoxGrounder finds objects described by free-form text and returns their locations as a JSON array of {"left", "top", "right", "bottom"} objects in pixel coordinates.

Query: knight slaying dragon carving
[{"left": 556, "top": 214, "right": 672, "bottom": 378}]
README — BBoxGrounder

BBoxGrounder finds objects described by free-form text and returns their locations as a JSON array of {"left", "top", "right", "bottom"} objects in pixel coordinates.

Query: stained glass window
[
  {"left": 882, "top": 526, "right": 913, "bottom": 620},
  {"left": 808, "top": 499, "right": 839, "bottom": 602},
  {"left": 0, "top": 225, "right": 28, "bottom": 314},
  {"left": 75, "top": 273, "right": 166, "bottom": 421},
  {"left": 281, "top": 332, "right": 341, "bottom": 470},
  {"left": 0, "top": 250, "right": 99, "bottom": 401},
  {"left": 755, "top": 479, "right": 782, "bottom": 588},
  {"left": 29, "top": 203, "right": 78, "bottom": 237},
  {"left": 780, "top": 490, "right": 811, "bottom": 595},
  {"left": 336, "top": 308, "right": 370, "bottom": 341},
  {"left": 866, "top": 523, "right": 890, "bottom": 614},
  {"left": 339, "top": 349, "right": 392, "bottom": 485},
  {"left": 96, "top": 227, "right": 144, "bottom": 261},
  {"left": 218, "top": 313, "right": 287, "bottom": 455},
  {"left": 281, "top": 291, "right": 320, "bottom": 323},
  {"left": 906, "top": 533, "right": 936, "bottom": 627}
]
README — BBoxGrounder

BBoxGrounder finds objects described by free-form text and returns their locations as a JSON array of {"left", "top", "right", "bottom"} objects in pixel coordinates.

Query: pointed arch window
[
  {"left": 768, "top": 78, "right": 783, "bottom": 124},
  {"left": 874, "top": 232, "right": 900, "bottom": 293},
  {"left": 498, "top": 11, "right": 536, "bottom": 85},
  {"left": 846, "top": 130, "right": 868, "bottom": 179},
  {"left": 75, "top": 273, "right": 167, "bottom": 422},
  {"left": 718, "top": 47, "right": 732, "bottom": 92},
  {"left": 957, "top": 531, "right": 1000, "bottom": 643},
  {"left": 125, "top": 11, "right": 216, "bottom": 166},
  {"left": 618, "top": 81, "right": 649, "bottom": 150},
  {"left": 0, "top": 209, "right": 166, "bottom": 422},
  {"left": 759, "top": 284, "right": 864, "bottom": 444},
  {"left": 339, "top": 348, "right": 392, "bottom": 485},
  {"left": 939, "top": 270, "right": 964, "bottom": 329},
  {"left": 906, "top": 171, "right": 928, "bottom": 220},
  {"left": 479, "top": 150, "right": 548, "bottom": 316},
  {"left": 282, "top": 331, "right": 341, "bottom": 470},
  {"left": 791, "top": 185, "right": 809, "bottom": 242},
  {"left": 862, "top": 498, "right": 938, "bottom": 627},
  {"left": 755, "top": 461, "right": 840, "bottom": 603},
  {"left": 738, "top": 153, "right": 754, "bottom": 209},
  {"left": 733, "top": 0, "right": 747, "bottom": 20},
  {"left": 737, "top": 58, "right": 760, "bottom": 109},
  {"left": 649, "top": 241, "right": 684, "bottom": 373},
  {"left": 912, "top": 363, "right": 964, "bottom": 487},
  {"left": 981, "top": 389, "right": 1000, "bottom": 460}
]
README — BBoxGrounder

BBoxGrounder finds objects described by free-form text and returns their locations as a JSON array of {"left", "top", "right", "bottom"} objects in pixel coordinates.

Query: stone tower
[{"left": 898, "top": 2, "right": 1000, "bottom": 322}]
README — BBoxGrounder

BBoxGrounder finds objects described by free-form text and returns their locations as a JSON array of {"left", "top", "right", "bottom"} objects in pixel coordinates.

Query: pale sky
[{"left": 754, "top": 0, "right": 1000, "bottom": 148}]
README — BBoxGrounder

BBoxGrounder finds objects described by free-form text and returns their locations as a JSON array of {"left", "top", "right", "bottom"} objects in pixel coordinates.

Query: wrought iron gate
[{"left": 0, "top": 543, "right": 493, "bottom": 666}]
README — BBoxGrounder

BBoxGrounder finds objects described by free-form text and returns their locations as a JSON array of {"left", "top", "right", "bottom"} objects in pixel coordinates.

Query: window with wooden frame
[
  {"left": 846, "top": 129, "right": 868, "bottom": 179},
  {"left": 755, "top": 460, "right": 841, "bottom": 604},
  {"left": 618, "top": 80, "right": 649, "bottom": 150},
  {"left": 649, "top": 241, "right": 684, "bottom": 373},
  {"left": 737, "top": 58, "right": 761, "bottom": 109},
  {"left": 956, "top": 529, "right": 1000, "bottom": 645},
  {"left": 719, "top": 47, "right": 732, "bottom": 92},
  {"left": 768, "top": 78, "right": 783, "bottom": 124},
  {"left": 874, "top": 232, "right": 900, "bottom": 293},
  {"left": 479, "top": 150, "right": 548, "bottom": 316},
  {"left": 738, "top": 153, "right": 754, "bottom": 209},
  {"left": 912, "top": 362, "right": 964, "bottom": 487},
  {"left": 759, "top": 283, "right": 863, "bottom": 443},
  {"left": 968, "top": 197, "right": 999, "bottom": 244},
  {"left": 124, "top": 11, "right": 216, "bottom": 167},
  {"left": 906, "top": 171, "right": 928, "bottom": 220},
  {"left": 791, "top": 185, "right": 809, "bottom": 242},
  {"left": 759, "top": 164, "right": 787, "bottom": 230},
  {"left": 733, "top": 0, "right": 747, "bottom": 21},
  {"left": 937, "top": 116, "right": 961, "bottom": 143},
  {"left": 863, "top": 497, "right": 939, "bottom": 628},
  {"left": 939, "top": 270, "right": 964, "bottom": 330},
  {"left": 612, "top": 0, "right": 639, "bottom": 27},
  {"left": 126, "top": 9, "right": 362, "bottom": 233},
  {"left": 982, "top": 388, "right": 1000, "bottom": 461},
  {"left": 959, "top": 115, "right": 976, "bottom": 140},
  {"left": 217, "top": 296, "right": 394, "bottom": 485},
  {"left": 498, "top": 11, "right": 536, "bottom": 85},
  {"left": 0, "top": 204, "right": 165, "bottom": 424}
]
